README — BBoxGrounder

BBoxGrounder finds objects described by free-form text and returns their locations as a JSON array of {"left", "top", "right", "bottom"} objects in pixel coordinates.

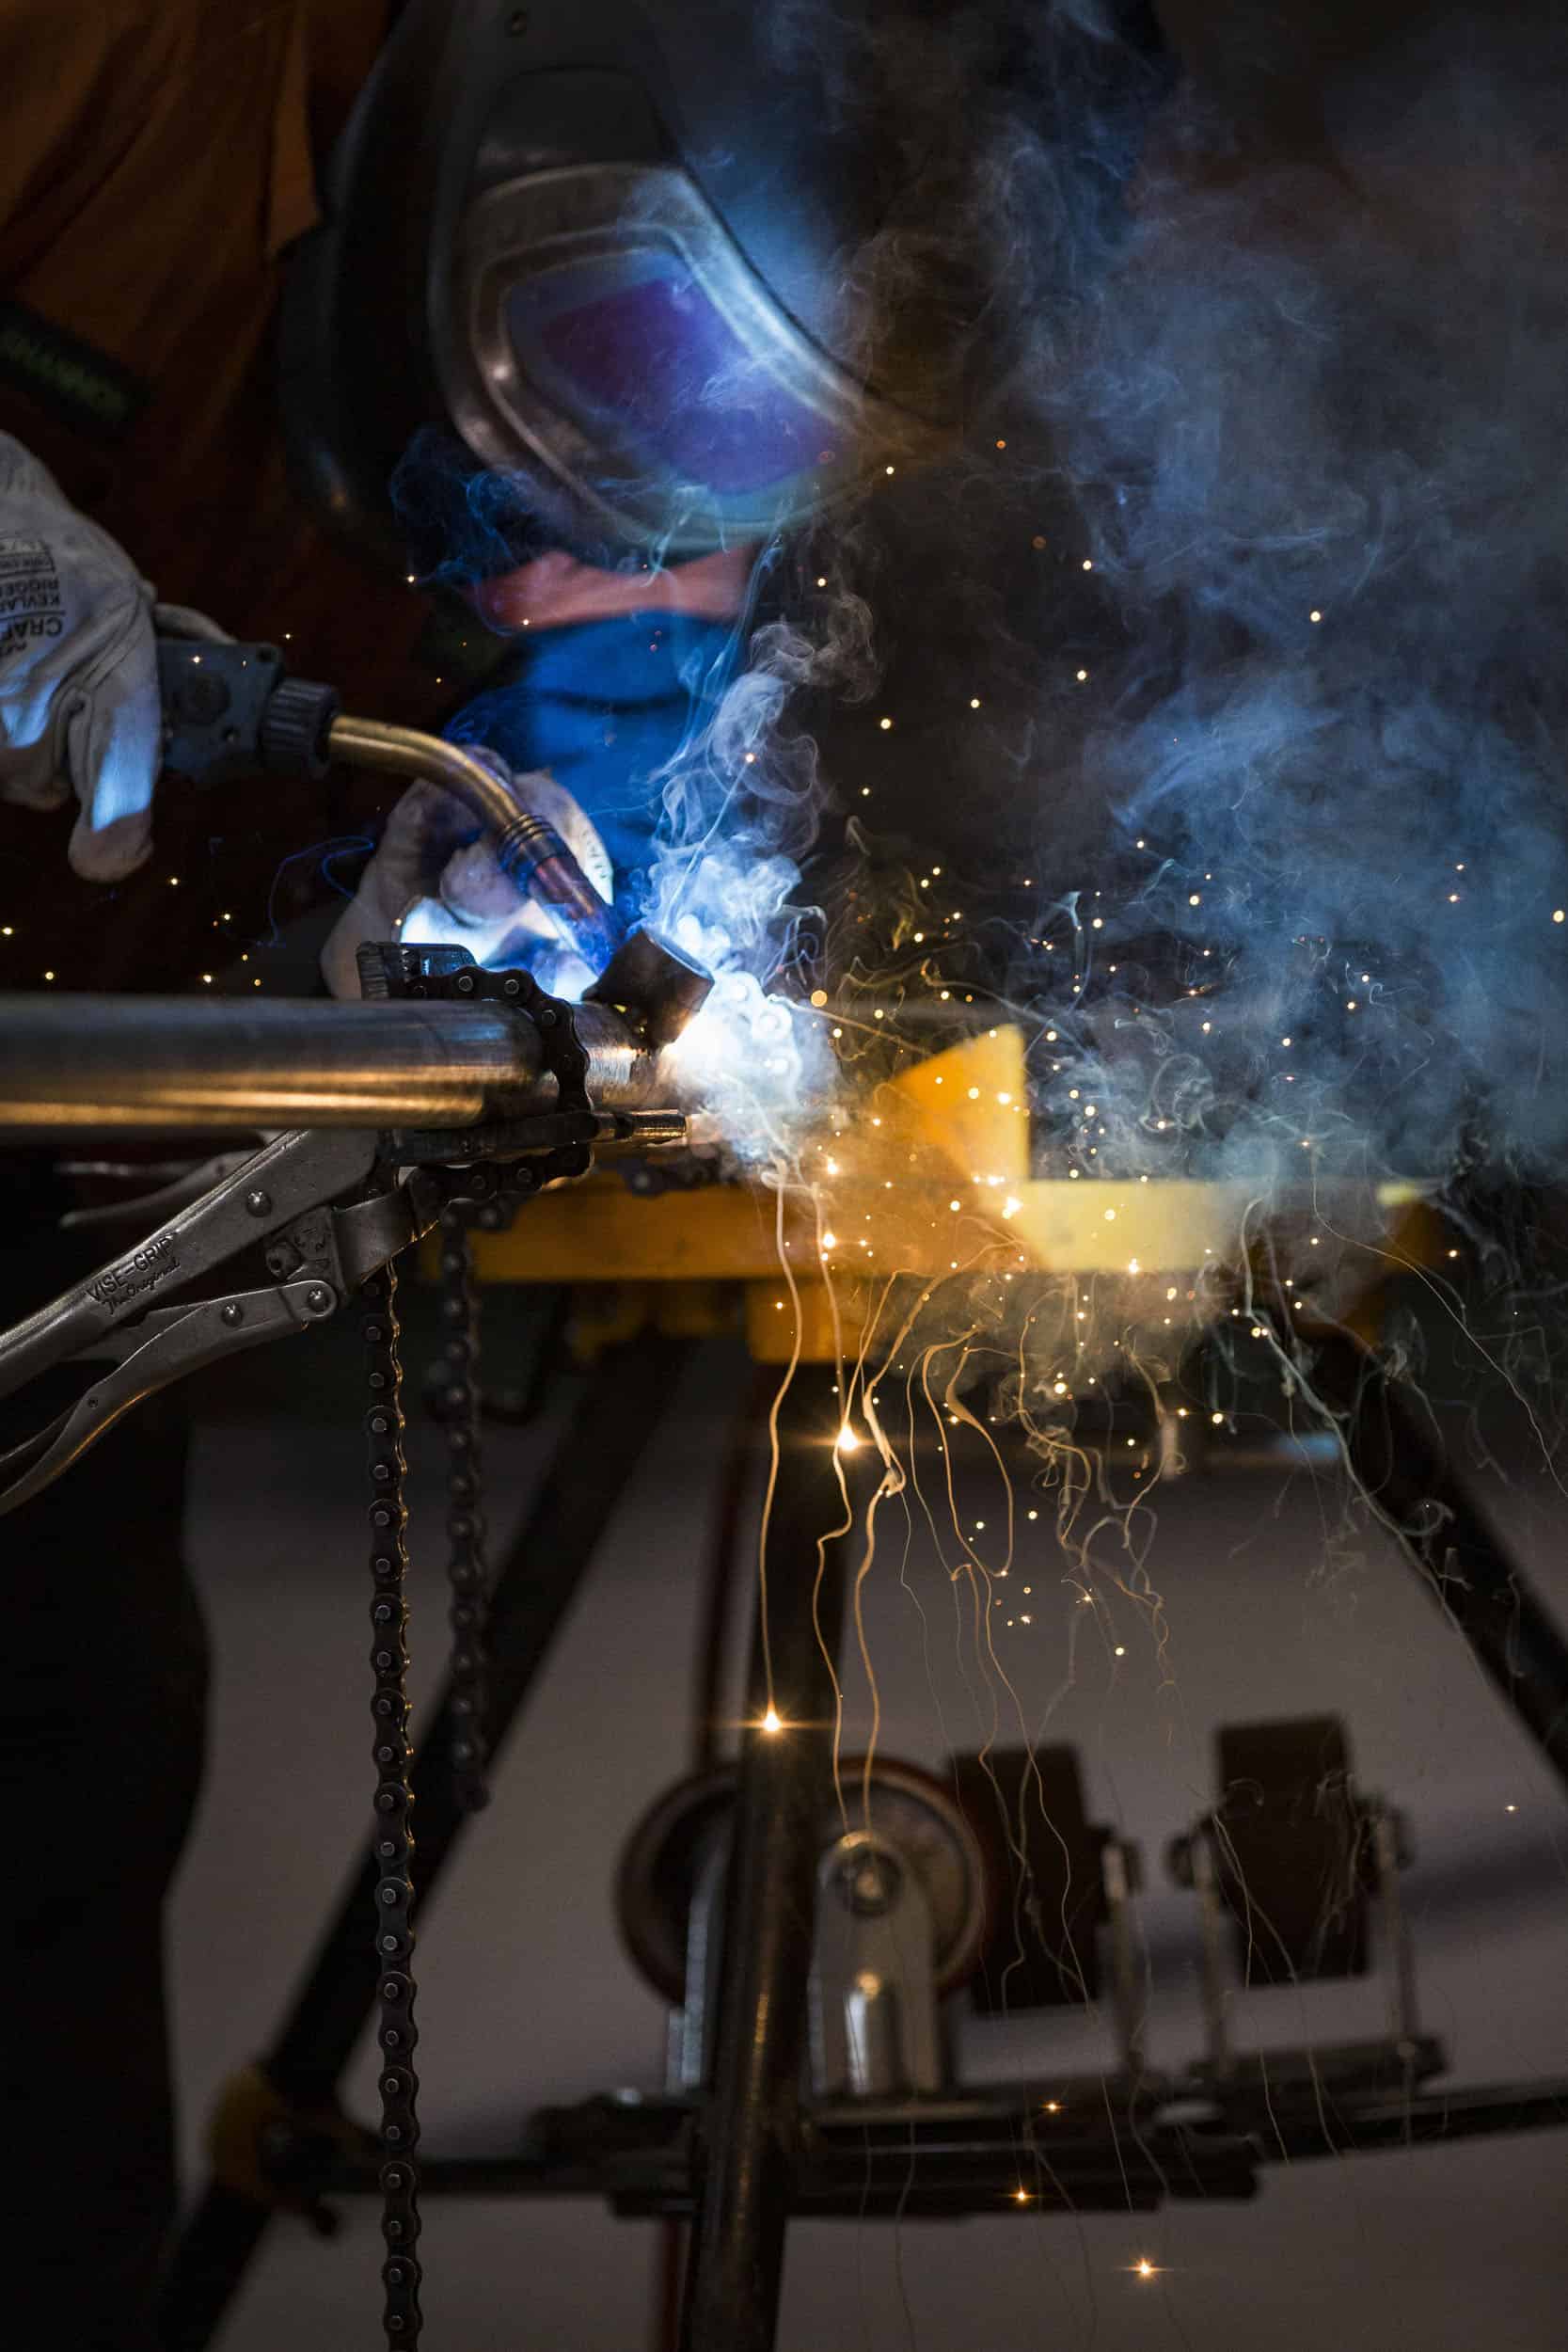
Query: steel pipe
[
  {"left": 680, "top": 1368, "right": 867, "bottom": 2352},
  {"left": 0, "top": 993, "right": 660, "bottom": 1130}
]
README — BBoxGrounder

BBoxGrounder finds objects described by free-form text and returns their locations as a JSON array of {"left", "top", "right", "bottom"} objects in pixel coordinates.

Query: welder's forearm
[{"left": 0, "top": 993, "right": 669, "bottom": 1131}]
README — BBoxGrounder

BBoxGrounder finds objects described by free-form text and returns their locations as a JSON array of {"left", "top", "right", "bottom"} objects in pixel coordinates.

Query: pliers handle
[
  {"left": 0, "top": 1128, "right": 436, "bottom": 1517},
  {"left": 0, "top": 1279, "right": 335, "bottom": 1515}
]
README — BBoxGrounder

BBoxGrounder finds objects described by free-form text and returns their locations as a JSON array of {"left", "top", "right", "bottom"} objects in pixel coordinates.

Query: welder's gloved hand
[
  {"left": 319, "top": 762, "right": 609, "bottom": 1001},
  {"left": 321, "top": 776, "right": 500, "bottom": 1001},
  {"left": 0, "top": 434, "right": 161, "bottom": 882}
]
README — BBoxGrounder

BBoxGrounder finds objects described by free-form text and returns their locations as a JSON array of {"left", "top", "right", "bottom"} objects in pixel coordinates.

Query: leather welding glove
[
  {"left": 319, "top": 762, "right": 610, "bottom": 1001},
  {"left": 0, "top": 434, "right": 161, "bottom": 882}
]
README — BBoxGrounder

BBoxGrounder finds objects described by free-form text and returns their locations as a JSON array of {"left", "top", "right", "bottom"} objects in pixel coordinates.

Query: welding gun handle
[
  {"left": 157, "top": 639, "right": 341, "bottom": 788},
  {"left": 157, "top": 653, "right": 626, "bottom": 966}
]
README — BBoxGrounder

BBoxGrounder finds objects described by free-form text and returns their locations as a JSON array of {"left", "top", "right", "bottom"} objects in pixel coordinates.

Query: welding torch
[{"left": 156, "top": 636, "right": 622, "bottom": 968}]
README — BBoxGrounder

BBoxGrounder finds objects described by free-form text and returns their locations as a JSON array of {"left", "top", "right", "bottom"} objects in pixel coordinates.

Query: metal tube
[
  {"left": 679, "top": 1368, "right": 864, "bottom": 2352},
  {"left": 0, "top": 994, "right": 661, "bottom": 1131},
  {"left": 1371, "top": 1807, "right": 1420, "bottom": 2060},
  {"left": 0, "top": 994, "right": 531, "bottom": 1128},
  {"left": 1100, "top": 1840, "right": 1147, "bottom": 2080},
  {"left": 1190, "top": 1833, "right": 1235, "bottom": 2081}
]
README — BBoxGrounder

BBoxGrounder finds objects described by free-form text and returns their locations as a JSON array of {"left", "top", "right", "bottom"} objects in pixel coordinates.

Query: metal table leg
[
  {"left": 1309, "top": 1328, "right": 1568, "bottom": 1795},
  {"left": 158, "top": 1333, "right": 691, "bottom": 2350},
  {"left": 679, "top": 1366, "right": 867, "bottom": 2352}
]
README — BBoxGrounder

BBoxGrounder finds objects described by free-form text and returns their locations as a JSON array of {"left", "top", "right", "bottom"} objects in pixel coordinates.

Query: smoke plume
[{"left": 773, "top": 2, "right": 1568, "bottom": 1207}]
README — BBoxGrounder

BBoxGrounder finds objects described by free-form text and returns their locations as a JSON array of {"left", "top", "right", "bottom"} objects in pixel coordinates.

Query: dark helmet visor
[
  {"left": 443, "top": 165, "right": 945, "bottom": 555},
  {"left": 509, "top": 259, "right": 832, "bottom": 501}
]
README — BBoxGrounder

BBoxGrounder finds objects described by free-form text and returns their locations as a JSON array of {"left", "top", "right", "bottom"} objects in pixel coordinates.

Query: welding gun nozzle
[
  {"left": 493, "top": 812, "right": 625, "bottom": 963},
  {"left": 584, "top": 929, "right": 714, "bottom": 1049}
]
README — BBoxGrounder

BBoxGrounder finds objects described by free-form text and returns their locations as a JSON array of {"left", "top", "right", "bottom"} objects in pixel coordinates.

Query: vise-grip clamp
[
  {"left": 0, "top": 1125, "right": 418, "bottom": 1515},
  {"left": 0, "top": 940, "right": 701, "bottom": 1516}
]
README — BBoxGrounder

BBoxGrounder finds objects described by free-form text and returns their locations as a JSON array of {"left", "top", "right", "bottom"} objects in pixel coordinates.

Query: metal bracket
[
  {"left": 810, "top": 1833, "right": 942, "bottom": 2099},
  {"left": 666, "top": 1823, "right": 956, "bottom": 2103},
  {"left": 1172, "top": 1791, "right": 1425, "bottom": 2089}
]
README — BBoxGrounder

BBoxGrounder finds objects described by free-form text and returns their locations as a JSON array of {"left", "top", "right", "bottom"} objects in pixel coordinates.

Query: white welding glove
[
  {"left": 320, "top": 765, "right": 613, "bottom": 1002},
  {"left": 0, "top": 433, "right": 161, "bottom": 882}
]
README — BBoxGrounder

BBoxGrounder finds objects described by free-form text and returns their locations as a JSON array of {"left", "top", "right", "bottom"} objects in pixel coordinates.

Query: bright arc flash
[
  {"left": 761, "top": 1707, "right": 783, "bottom": 1736},
  {"left": 1134, "top": 2258, "right": 1157, "bottom": 2280},
  {"left": 835, "top": 1425, "right": 863, "bottom": 1454}
]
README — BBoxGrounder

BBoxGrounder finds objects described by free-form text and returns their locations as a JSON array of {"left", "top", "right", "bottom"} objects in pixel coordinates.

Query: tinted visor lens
[{"left": 507, "top": 255, "right": 832, "bottom": 501}]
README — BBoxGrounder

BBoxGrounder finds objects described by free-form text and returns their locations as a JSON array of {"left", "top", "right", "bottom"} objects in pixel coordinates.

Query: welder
[{"left": 0, "top": 2, "right": 1173, "bottom": 2343}]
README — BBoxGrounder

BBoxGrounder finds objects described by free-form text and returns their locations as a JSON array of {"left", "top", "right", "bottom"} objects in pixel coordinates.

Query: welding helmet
[{"left": 280, "top": 0, "right": 1170, "bottom": 572}]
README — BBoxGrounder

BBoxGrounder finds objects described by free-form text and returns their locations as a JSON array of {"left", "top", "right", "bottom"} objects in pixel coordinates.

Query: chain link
[
  {"left": 417, "top": 955, "right": 595, "bottom": 1823},
  {"left": 348, "top": 946, "right": 603, "bottom": 2343},
  {"left": 362, "top": 1260, "right": 423, "bottom": 2346},
  {"left": 438, "top": 1216, "right": 493, "bottom": 1814}
]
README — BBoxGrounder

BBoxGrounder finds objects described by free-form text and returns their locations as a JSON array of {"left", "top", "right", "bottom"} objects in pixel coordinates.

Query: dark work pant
[{"left": 3, "top": 1380, "right": 206, "bottom": 2351}]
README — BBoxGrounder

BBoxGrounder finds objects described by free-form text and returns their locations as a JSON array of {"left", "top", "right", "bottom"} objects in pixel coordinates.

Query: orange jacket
[{"left": 0, "top": 0, "right": 461, "bottom": 992}]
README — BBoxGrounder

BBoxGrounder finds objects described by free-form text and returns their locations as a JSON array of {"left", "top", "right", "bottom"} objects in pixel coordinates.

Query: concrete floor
[{"left": 169, "top": 1312, "right": 1568, "bottom": 2350}]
